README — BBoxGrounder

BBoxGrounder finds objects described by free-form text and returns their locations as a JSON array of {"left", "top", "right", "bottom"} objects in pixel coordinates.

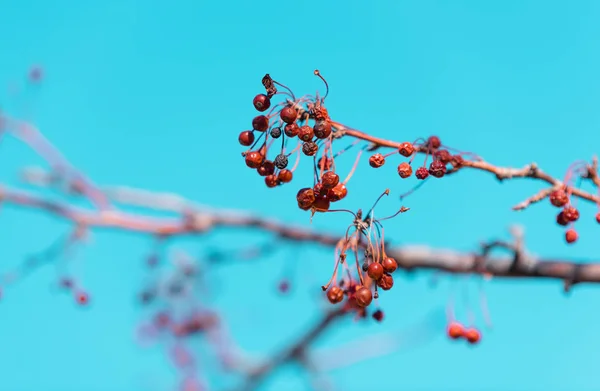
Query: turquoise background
[{"left": 1, "top": 1, "right": 599, "bottom": 390}]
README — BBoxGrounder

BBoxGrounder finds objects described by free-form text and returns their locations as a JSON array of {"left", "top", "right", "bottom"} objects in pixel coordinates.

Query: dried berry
[
  {"left": 318, "top": 156, "right": 333, "bottom": 171},
  {"left": 464, "top": 328, "right": 481, "bottom": 344},
  {"left": 565, "top": 229, "right": 578, "bottom": 244},
  {"left": 398, "top": 142, "right": 414, "bottom": 157},
  {"left": 427, "top": 136, "right": 441, "bottom": 149},
  {"left": 270, "top": 127, "right": 282, "bottom": 139},
  {"left": 265, "top": 175, "right": 278, "bottom": 188},
  {"left": 257, "top": 160, "right": 275, "bottom": 176},
  {"left": 397, "top": 162, "right": 412, "bottom": 178},
  {"left": 245, "top": 151, "right": 263, "bottom": 168},
  {"left": 297, "top": 188, "right": 315, "bottom": 210},
  {"left": 549, "top": 189, "right": 569, "bottom": 207},
  {"left": 274, "top": 154, "right": 288, "bottom": 169},
  {"left": 278, "top": 169, "right": 293, "bottom": 183},
  {"left": 369, "top": 153, "right": 385, "bottom": 168},
  {"left": 302, "top": 141, "right": 318, "bottom": 156},
  {"left": 563, "top": 206, "right": 580, "bottom": 222},
  {"left": 434, "top": 149, "right": 452, "bottom": 164},
  {"left": 312, "top": 194, "right": 331, "bottom": 212},
  {"left": 556, "top": 211, "right": 569, "bottom": 226},
  {"left": 372, "top": 309, "right": 384, "bottom": 322},
  {"left": 298, "top": 125, "right": 314, "bottom": 142},
  {"left": 428, "top": 160, "right": 447, "bottom": 178},
  {"left": 328, "top": 183, "right": 348, "bottom": 202},
  {"left": 284, "top": 123, "right": 299, "bottom": 137},
  {"left": 377, "top": 274, "right": 394, "bottom": 290},
  {"left": 415, "top": 166, "right": 429, "bottom": 180},
  {"left": 321, "top": 171, "right": 340, "bottom": 189},
  {"left": 447, "top": 322, "right": 464, "bottom": 339}
]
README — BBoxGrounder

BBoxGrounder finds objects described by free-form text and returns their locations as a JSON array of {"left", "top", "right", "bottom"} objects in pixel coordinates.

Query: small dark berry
[
  {"left": 270, "top": 127, "right": 282, "bottom": 139},
  {"left": 274, "top": 154, "right": 288, "bottom": 169},
  {"left": 372, "top": 309, "right": 384, "bottom": 322},
  {"left": 397, "top": 162, "right": 412, "bottom": 178},
  {"left": 238, "top": 131, "right": 255, "bottom": 146},
  {"left": 253, "top": 94, "right": 271, "bottom": 112},
  {"left": 280, "top": 106, "right": 297, "bottom": 124},
  {"left": 415, "top": 166, "right": 429, "bottom": 180},
  {"left": 398, "top": 142, "right": 415, "bottom": 157},
  {"left": 428, "top": 160, "right": 447, "bottom": 178},
  {"left": 369, "top": 153, "right": 385, "bottom": 168},
  {"left": 556, "top": 211, "right": 569, "bottom": 226},
  {"left": 428, "top": 136, "right": 441, "bottom": 149},
  {"left": 252, "top": 115, "right": 269, "bottom": 132},
  {"left": 302, "top": 141, "right": 319, "bottom": 156},
  {"left": 314, "top": 120, "right": 332, "bottom": 139},
  {"left": 245, "top": 151, "right": 263, "bottom": 168}
]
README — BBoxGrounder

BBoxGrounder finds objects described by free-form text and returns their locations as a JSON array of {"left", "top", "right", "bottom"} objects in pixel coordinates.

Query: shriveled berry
[
  {"left": 327, "top": 286, "right": 344, "bottom": 304},
  {"left": 563, "top": 206, "right": 580, "bottom": 222},
  {"left": 253, "top": 94, "right": 271, "bottom": 112},
  {"left": 549, "top": 189, "right": 569, "bottom": 207},
  {"left": 354, "top": 287, "right": 373, "bottom": 307},
  {"left": 312, "top": 194, "right": 331, "bottom": 212},
  {"left": 377, "top": 274, "right": 394, "bottom": 290},
  {"left": 297, "top": 188, "right": 315, "bottom": 210},
  {"left": 238, "top": 131, "right": 255, "bottom": 146},
  {"left": 369, "top": 153, "right": 385, "bottom": 168},
  {"left": 302, "top": 141, "right": 318, "bottom": 156},
  {"left": 434, "top": 149, "right": 452, "bottom": 164},
  {"left": 318, "top": 156, "right": 333, "bottom": 171},
  {"left": 565, "top": 229, "right": 578, "bottom": 244},
  {"left": 245, "top": 151, "right": 263, "bottom": 168},
  {"left": 367, "top": 262, "right": 384, "bottom": 280},
  {"left": 427, "top": 136, "right": 441, "bottom": 149},
  {"left": 257, "top": 160, "right": 275, "bottom": 176},
  {"left": 278, "top": 169, "right": 293, "bottom": 183},
  {"left": 464, "top": 328, "right": 481, "bottom": 344},
  {"left": 284, "top": 123, "right": 299, "bottom": 137},
  {"left": 428, "top": 160, "right": 447, "bottom": 178},
  {"left": 298, "top": 125, "right": 314, "bottom": 141},
  {"left": 415, "top": 166, "right": 429, "bottom": 180},
  {"left": 274, "top": 154, "right": 288, "bottom": 169},
  {"left": 372, "top": 309, "right": 384, "bottom": 322},
  {"left": 397, "top": 162, "right": 412, "bottom": 178},
  {"left": 321, "top": 171, "right": 340, "bottom": 189},
  {"left": 252, "top": 115, "right": 269, "bottom": 132},
  {"left": 450, "top": 155, "right": 464, "bottom": 167},
  {"left": 556, "top": 211, "right": 569, "bottom": 226},
  {"left": 398, "top": 142, "right": 415, "bottom": 157},
  {"left": 381, "top": 257, "right": 397, "bottom": 274},
  {"left": 265, "top": 175, "right": 278, "bottom": 188},
  {"left": 447, "top": 322, "right": 464, "bottom": 339},
  {"left": 280, "top": 106, "right": 297, "bottom": 124},
  {"left": 270, "top": 127, "right": 282, "bottom": 139},
  {"left": 313, "top": 182, "right": 326, "bottom": 196},
  {"left": 328, "top": 183, "right": 348, "bottom": 202},
  {"left": 314, "top": 120, "right": 332, "bottom": 139}
]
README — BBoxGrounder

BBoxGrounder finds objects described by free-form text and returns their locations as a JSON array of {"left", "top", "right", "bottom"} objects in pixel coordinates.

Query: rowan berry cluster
[
  {"left": 239, "top": 71, "right": 358, "bottom": 214},
  {"left": 446, "top": 321, "right": 481, "bottom": 345},
  {"left": 320, "top": 194, "right": 408, "bottom": 321},
  {"left": 368, "top": 136, "right": 466, "bottom": 181}
]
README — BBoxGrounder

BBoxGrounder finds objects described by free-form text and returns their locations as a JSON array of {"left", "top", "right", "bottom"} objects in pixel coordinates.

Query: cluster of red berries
[
  {"left": 446, "top": 321, "right": 481, "bottom": 345},
  {"left": 368, "top": 136, "right": 465, "bottom": 180},
  {"left": 549, "top": 187, "right": 589, "bottom": 244}
]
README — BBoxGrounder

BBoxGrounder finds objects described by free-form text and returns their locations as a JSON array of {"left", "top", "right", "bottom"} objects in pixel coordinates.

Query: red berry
[
  {"left": 562, "top": 206, "right": 580, "bottom": 222},
  {"left": 549, "top": 189, "right": 569, "bottom": 207},
  {"left": 244, "top": 151, "right": 263, "bottom": 168},
  {"left": 447, "top": 322, "right": 464, "bottom": 339},
  {"left": 369, "top": 153, "right": 386, "bottom": 168},
  {"left": 450, "top": 155, "right": 464, "bottom": 167},
  {"left": 372, "top": 309, "right": 384, "bottom": 322},
  {"left": 284, "top": 123, "right": 299, "bottom": 137},
  {"left": 312, "top": 194, "right": 331, "bottom": 212},
  {"left": 297, "top": 188, "right": 316, "bottom": 210},
  {"left": 556, "top": 211, "right": 569, "bottom": 226},
  {"left": 252, "top": 115, "right": 269, "bottom": 132},
  {"left": 328, "top": 183, "right": 347, "bottom": 202},
  {"left": 381, "top": 257, "right": 397, "bottom": 274},
  {"left": 76, "top": 291, "right": 89, "bottom": 305},
  {"left": 367, "top": 262, "right": 384, "bottom": 280},
  {"left": 253, "top": 94, "right": 271, "bottom": 112},
  {"left": 318, "top": 156, "right": 333, "bottom": 171},
  {"left": 265, "top": 175, "right": 278, "bottom": 188},
  {"left": 354, "top": 287, "right": 373, "bottom": 307},
  {"left": 278, "top": 169, "right": 293, "bottom": 183},
  {"left": 238, "top": 130, "right": 255, "bottom": 146},
  {"left": 377, "top": 274, "right": 394, "bottom": 290},
  {"left": 428, "top": 160, "right": 447, "bottom": 178},
  {"left": 434, "top": 149, "right": 452, "bottom": 164},
  {"left": 565, "top": 229, "right": 578, "bottom": 244},
  {"left": 464, "top": 328, "right": 481, "bottom": 344},
  {"left": 327, "top": 286, "right": 344, "bottom": 304},
  {"left": 298, "top": 125, "right": 314, "bottom": 142},
  {"left": 302, "top": 141, "right": 319, "bottom": 156},
  {"left": 257, "top": 160, "right": 275, "bottom": 176},
  {"left": 398, "top": 142, "right": 415, "bottom": 157},
  {"left": 321, "top": 171, "right": 340, "bottom": 189},
  {"left": 280, "top": 106, "right": 297, "bottom": 124},
  {"left": 415, "top": 166, "right": 429, "bottom": 180},
  {"left": 397, "top": 162, "right": 413, "bottom": 178},
  {"left": 427, "top": 136, "right": 441, "bottom": 149},
  {"left": 313, "top": 120, "right": 332, "bottom": 139}
]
